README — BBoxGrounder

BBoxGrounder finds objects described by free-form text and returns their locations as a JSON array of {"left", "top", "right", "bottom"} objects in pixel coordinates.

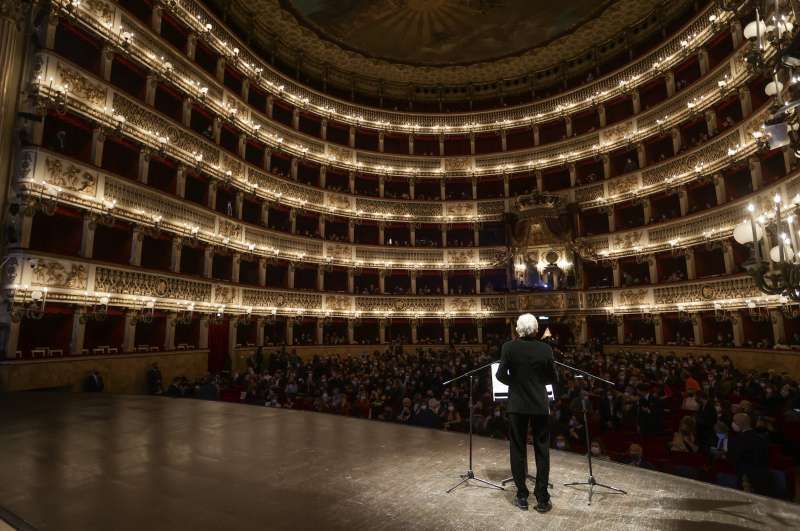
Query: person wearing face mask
[
  {"left": 589, "top": 440, "right": 610, "bottom": 461},
  {"left": 496, "top": 314, "right": 557, "bottom": 513},
  {"left": 554, "top": 434, "right": 569, "bottom": 451},
  {"left": 624, "top": 443, "right": 654, "bottom": 469}
]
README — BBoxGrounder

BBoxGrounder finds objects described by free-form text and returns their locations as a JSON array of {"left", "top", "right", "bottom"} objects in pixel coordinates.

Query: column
[
  {"left": 215, "top": 57, "right": 226, "bottom": 83},
  {"left": 698, "top": 48, "right": 710, "bottom": 76},
  {"left": 286, "top": 320, "right": 294, "bottom": 346},
  {"left": 203, "top": 247, "right": 213, "bottom": 278},
  {"left": 91, "top": 127, "right": 106, "bottom": 166},
  {"left": 260, "top": 202, "right": 269, "bottom": 227},
  {"left": 749, "top": 156, "right": 763, "bottom": 191},
  {"left": 568, "top": 164, "right": 577, "bottom": 187},
  {"left": 783, "top": 146, "right": 795, "bottom": 176},
  {"left": 318, "top": 216, "right": 325, "bottom": 239},
  {"left": 730, "top": 313, "right": 744, "bottom": 347},
  {"left": 608, "top": 209, "right": 616, "bottom": 232},
  {"left": 151, "top": 3, "right": 163, "bottom": 33},
  {"left": 164, "top": 312, "right": 176, "bottom": 351},
  {"left": 443, "top": 273, "right": 449, "bottom": 294},
  {"left": 320, "top": 119, "right": 327, "bottom": 140},
  {"left": 80, "top": 215, "right": 96, "bottom": 258},
  {"left": 316, "top": 267, "right": 324, "bottom": 291},
  {"left": 577, "top": 317, "right": 588, "bottom": 345},
  {"left": 258, "top": 258, "right": 267, "bottom": 286},
  {"left": 70, "top": 309, "right": 86, "bottom": 355},
  {"left": 739, "top": 87, "right": 752, "bottom": 117},
  {"left": 292, "top": 108, "right": 300, "bottom": 130},
  {"left": 379, "top": 320, "right": 386, "bottom": 344},
  {"left": 535, "top": 170, "right": 544, "bottom": 192},
  {"left": 348, "top": 171, "right": 355, "bottom": 193},
  {"left": 564, "top": 115, "right": 572, "bottom": 137},
  {"left": 287, "top": 264, "right": 295, "bottom": 289},
  {"left": 145, "top": 74, "right": 158, "bottom": 106},
  {"left": 123, "top": 311, "right": 137, "bottom": 353},
  {"left": 290, "top": 158, "right": 298, "bottom": 180},
  {"left": 705, "top": 109, "right": 718, "bottom": 137},
  {"left": 441, "top": 224, "right": 447, "bottom": 247},
  {"left": 503, "top": 174, "right": 510, "bottom": 197},
  {"left": 631, "top": 88, "right": 641, "bottom": 114},
  {"left": 678, "top": 189, "right": 688, "bottom": 216},
  {"left": 2, "top": 315, "right": 20, "bottom": 359},
  {"left": 477, "top": 321, "right": 484, "bottom": 344},
  {"left": 231, "top": 253, "right": 240, "bottom": 283},
  {"left": 408, "top": 134, "right": 414, "bottom": 154},
  {"left": 316, "top": 318, "right": 323, "bottom": 345},
  {"left": 713, "top": 173, "right": 726, "bottom": 205},
  {"left": 264, "top": 148, "right": 272, "bottom": 171},
  {"left": 500, "top": 130, "right": 507, "bottom": 152},
  {"left": 241, "top": 78, "right": 249, "bottom": 102},
  {"left": 186, "top": 33, "right": 197, "bottom": 60},
  {"left": 266, "top": 95, "right": 274, "bottom": 118},
  {"left": 665, "top": 71, "right": 676, "bottom": 97},
  {"left": 469, "top": 133, "right": 476, "bottom": 155},
  {"left": 636, "top": 143, "right": 646, "bottom": 169},
  {"left": 642, "top": 198, "right": 652, "bottom": 224},
  {"left": 411, "top": 320, "right": 418, "bottom": 344},
  {"left": 648, "top": 256, "right": 658, "bottom": 284},
  {"left": 348, "top": 126, "right": 356, "bottom": 148},
  {"left": 379, "top": 176, "right": 385, "bottom": 198},
  {"left": 440, "top": 180, "right": 446, "bottom": 200},
  {"left": 439, "top": 134, "right": 446, "bottom": 156},
  {"left": 616, "top": 319, "right": 625, "bottom": 345},
  {"left": 170, "top": 237, "right": 182, "bottom": 273},
  {"left": 410, "top": 271, "right": 417, "bottom": 294},
  {"left": 289, "top": 209, "right": 297, "bottom": 234},
  {"left": 771, "top": 310, "right": 787, "bottom": 345},
  {"left": 379, "top": 271, "right": 386, "bottom": 294},
  {"left": 671, "top": 127, "right": 682, "bottom": 154},
  {"left": 654, "top": 315, "right": 664, "bottom": 345},
  {"left": 598, "top": 103, "right": 607, "bottom": 128},
  {"left": 601, "top": 154, "right": 611, "bottom": 180},
  {"left": 474, "top": 271, "right": 481, "bottom": 294},
  {"left": 198, "top": 316, "right": 209, "bottom": 349},
  {"left": 612, "top": 262, "right": 621, "bottom": 287},
  {"left": 532, "top": 125, "right": 540, "bottom": 146},
  {"left": 130, "top": 227, "right": 143, "bottom": 266},
  {"left": 256, "top": 318, "right": 265, "bottom": 347},
  {"left": 138, "top": 148, "right": 151, "bottom": 184},
  {"left": 443, "top": 320, "right": 451, "bottom": 344},
  {"left": 692, "top": 316, "right": 704, "bottom": 346},
  {"left": 378, "top": 222, "right": 385, "bottom": 245},
  {"left": 212, "top": 117, "right": 221, "bottom": 144},
  {"left": 347, "top": 319, "right": 354, "bottom": 344},
  {"left": 471, "top": 177, "right": 477, "bottom": 200},
  {"left": 685, "top": 248, "right": 696, "bottom": 280},
  {"left": 207, "top": 180, "right": 217, "bottom": 210},
  {"left": 348, "top": 220, "right": 355, "bottom": 242},
  {"left": 227, "top": 318, "right": 238, "bottom": 363},
  {"left": 347, "top": 270, "right": 355, "bottom": 293},
  {"left": 731, "top": 19, "right": 743, "bottom": 48},
  {"left": 175, "top": 165, "right": 187, "bottom": 197},
  {"left": 234, "top": 191, "right": 243, "bottom": 219},
  {"left": 722, "top": 241, "right": 735, "bottom": 274},
  {"left": 410, "top": 224, "right": 416, "bottom": 246},
  {"left": 100, "top": 45, "right": 114, "bottom": 81},
  {"left": 409, "top": 178, "right": 415, "bottom": 199}
]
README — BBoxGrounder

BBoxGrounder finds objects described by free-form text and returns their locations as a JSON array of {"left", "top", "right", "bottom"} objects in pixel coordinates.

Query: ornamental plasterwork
[
  {"left": 218, "top": 220, "right": 242, "bottom": 241},
  {"left": 30, "top": 260, "right": 87, "bottom": 290},
  {"left": 84, "top": 0, "right": 115, "bottom": 25},
  {"left": 575, "top": 184, "right": 604, "bottom": 203},
  {"left": 326, "top": 193, "right": 353, "bottom": 210},
  {"left": 618, "top": 288, "right": 649, "bottom": 306},
  {"left": 222, "top": 154, "right": 244, "bottom": 179},
  {"left": 214, "top": 286, "right": 236, "bottom": 305},
  {"left": 325, "top": 244, "right": 352, "bottom": 261},
  {"left": 94, "top": 267, "right": 212, "bottom": 302},
  {"left": 477, "top": 201, "right": 505, "bottom": 215},
  {"left": 653, "top": 276, "right": 759, "bottom": 305},
  {"left": 586, "top": 291, "right": 613, "bottom": 308},
  {"left": 326, "top": 146, "right": 354, "bottom": 163},
  {"left": 44, "top": 157, "right": 97, "bottom": 195},
  {"left": 355, "top": 297, "right": 444, "bottom": 313},
  {"left": 447, "top": 249, "right": 474, "bottom": 264},
  {"left": 640, "top": 129, "right": 739, "bottom": 187},
  {"left": 325, "top": 295, "right": 352, "bottom": 312},
  {"left": 111, "top": 93, "right": 220, "bottom": 166},
  {"left": 56, "top": 63, "right": 107, "bottom": 107},
  {"left": 446, "top": 202, "right": 475, "bottom": 217},
  {"left": 612, "top": 231, "right": 643, "bottom": 251},
  {"left": 480, "top": 297, "right": 506, "bottom": 312},
  {"left": 606, "top": 175, "right": 639, "bottom": 197},
  {"left": 517, "top": 293, "right": 566, "bottom": 310},
  {"left": 601, "top": 121, "right": 635, "bottom": 145},
  {"left": 447, "top": 298, "right": 476, "bottom": 313},
  {"left": 241, "top": 290, "right": 322, "bottom": 309},
  {"left": 444, "top": 158, "right": 471, "bottom": 172}
]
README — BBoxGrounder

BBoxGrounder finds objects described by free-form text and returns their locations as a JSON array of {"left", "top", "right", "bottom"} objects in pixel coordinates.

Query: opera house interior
[{"left": 0, "top": 0, "right": 800, "bottom": 529}]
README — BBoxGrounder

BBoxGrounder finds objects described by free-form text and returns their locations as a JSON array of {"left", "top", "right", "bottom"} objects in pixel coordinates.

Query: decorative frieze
[{"left": 94, "top": 267, "right": 212, "bottom": 302}]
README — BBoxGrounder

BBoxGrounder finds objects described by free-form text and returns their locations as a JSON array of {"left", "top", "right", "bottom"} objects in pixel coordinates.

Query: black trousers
[{"left": 508, "top": 412, "right": 550, "bottom": 501}]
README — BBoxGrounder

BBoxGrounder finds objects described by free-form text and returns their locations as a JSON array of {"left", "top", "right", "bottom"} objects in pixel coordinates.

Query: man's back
[{"left": 496, "top": 338, "right": 557, "bottom": 415}]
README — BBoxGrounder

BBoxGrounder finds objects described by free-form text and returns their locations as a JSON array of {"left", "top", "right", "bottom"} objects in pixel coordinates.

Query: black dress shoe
[
  {"left": 534, "top": 500, "right": 552, "bottom": 513},
  {"left": 513, "top": 497, "right": 529, "bottom": 511}
]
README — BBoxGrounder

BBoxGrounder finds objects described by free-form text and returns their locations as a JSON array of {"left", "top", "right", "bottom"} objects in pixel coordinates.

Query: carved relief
[
  {"left": 480, "top": 296, "right": 506, "bottom": 312},
  {"left": 606, "top": 175, "right": 637, "bottom": 197},
  {"left": 618, "top": 289, "right": 649, "bottom": 306},
  {"left": 446, "top": 202, "right": 474, "bottom": 217},
  {"left": 218, "top": 219, "right": 242, "bottom": 241},
  {"left": 85, "top": 0, "right": 115, "bottom": 25},
  {"left": 214, "top": 286, "right": 236, "bottom": 305},
  {"left": 444, "top": 158, "right": 471, "bottom": 172},
  {"left": 241, "top": 290, "right": 322, "bottom": 310},
  {"left": 447, "top": 249, "right": 474, "bottom": 264},
  {"left": 57, "top": 63, "right": 107, "bottom": 107},
  {"left": 30, "top": 260, "right": 87, "bottom": 290},
  {"left": 355, "top": 297, "right": 444, "bottom": 313},
  {"left": 586, "top": 291, "right": 613, "bottom": 308},
  {"left": 612, "top": 231, "right": 642, "bottom": 251},
  {"left": 44, "top": 158, "right": 97, "bottom": 194},
  {"left": 448, "top": 298, "right": 476, "bottom": 312},
  {"left": 95, "top": 267, "right": 212, "bottom": 301},
  {"left": 324, "top": 295, "right": 352, "bottom": 312},
  {"left": 326, "top": 244, "right": 352, "bottom": 261}
]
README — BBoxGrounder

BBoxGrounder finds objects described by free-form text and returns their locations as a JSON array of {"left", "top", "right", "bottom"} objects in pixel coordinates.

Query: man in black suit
[
  {"left": 496, "top": 314, "right": 557, "bottom": 513},
  {"left": 728, "top": 413, "right": 772, "bottom": 495}
]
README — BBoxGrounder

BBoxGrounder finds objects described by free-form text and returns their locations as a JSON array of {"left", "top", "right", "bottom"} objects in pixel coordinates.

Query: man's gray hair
[{"left": 516, "top": 313, "right": 539, "bottom": 337}]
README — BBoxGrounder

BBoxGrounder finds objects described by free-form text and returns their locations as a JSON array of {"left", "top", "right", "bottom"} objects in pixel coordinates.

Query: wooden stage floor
[{"left": 1, "top": 393, "right": 798, "bottom": 531}]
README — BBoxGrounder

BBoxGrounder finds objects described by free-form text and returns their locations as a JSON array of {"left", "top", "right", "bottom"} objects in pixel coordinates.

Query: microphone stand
[
  {"left": 443, "top": 360, "right": 504, "bottom": 493},
  {"left": 555, "top": 359, "right": 627, "bottom": 505}
]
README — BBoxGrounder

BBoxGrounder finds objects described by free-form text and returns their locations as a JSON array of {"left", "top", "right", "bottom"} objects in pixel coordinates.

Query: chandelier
[{"left": 732, "top": 193, "right": 800, "bottom": 299}]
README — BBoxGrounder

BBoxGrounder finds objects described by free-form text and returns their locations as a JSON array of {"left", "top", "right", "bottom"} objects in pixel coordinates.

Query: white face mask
[
  {"left": 731, "top": 422, "right": 740, "bottom": 432},
  {"left": 590, "top": 447, "right": 601, "bottom": 455},
  {"left": 556, "top": 441, "right": 566, "bottom": 449}
]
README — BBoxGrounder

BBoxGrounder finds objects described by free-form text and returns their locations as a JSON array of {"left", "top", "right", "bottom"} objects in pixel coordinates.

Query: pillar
[
  {"left": 176, "top": 165, "right": 187, "bottom": 198},
  {"left": 182, "top": 99, "right": 193, "bottom": 128},
  {"left": 287, "top": 264, "right": 295, "bottom": 289},
  {"left": 601, "top": 154, "right": 611, "bottom": 180},
  {"left": 80, "top": 215, "right": 96, "bottom": 258},
  {"left": 500, "top": 130, "right": 507, "bottom": 152},
  {"left": 316, "top": 318, "right": 323, "bottom": 345},
  {"left": 577, "top": 317, "right": 588, "bottom": 345},
  {"left": 692, "top": 316, "right": 704, "bottom": 346},
  {"left": 100, "top": 45, "right": 113, "bottom": 81},
  {"left": 612, "top": 262, "right": 621, "bottom": 287},
  {"left": 319, "top": 166, "right": 327, "bottom": 188},
  {"left": 207, "top": 180, "right": 217, "bottom": 210},
  {"left": 215, "top": 57, "right": 225, "bottom": 83},
  {"left": 411, "top": 321, "right": 418, "bottom": 344},
  {"left": 705, "top": 109, "right": 718, "bottom": 137},
  {"left": 532, "top": 125, "right": 540, "bottom": 146},
  {"left": 186, "top": 33, "right": 197, "bottom": 60},
  {"left": 631, "top": 89, "right": 641, "bottom": 114},
  {"left": 678, "top": 189, "right": 688, "bottom": 216},
  {"left": 347, "top": 320, "right": 354, "bottom": 344},
  {"left": 565, "top": 115, "right": 572, "bottom": 137},
  {"left": 713, "top": 173, "right": 726, "bottom": 205},
  {"left": 316, "top": 267, "right": 324, "bottom": 291},
  {"left": 289, "top": 209, "right": 297, "bottom": 234},
  {"left": 379, "top": 176, "right": 385, "bottom": 198},
  {"left": 347, "top": 270, "right": 354, "bottom": 293},
  {"left": 536, "top": 170, "right": 544, "bottom": 192},
  {"left": 231, "top": 253, "right": 240, "bottom": 283},
  {"left": 123, "top": 311, "right": 137, "bottom": 353},
  {"left": 379, "top": 271, "right": 386, "bottom": 294},
  {"left": 138, "top": 148, "right": 151, "bottom": 184},
  {"left": 70, "top": 309, "right": 86, "bottom": 355},
  {"left": 616, "top": 319, "right": 625, "bottom": 345},
  {"left": 164, "top": 312, "right": 176, "bottom": 351},
  {"left": 151, "top": 4, "right": 163, "bottom": 33},
  {"left": 648, "top": 256, "right": 658, "bottom": 284},
  {"left": 598, "top": 103, "right": 607, "bottom": 128},
  {"left": 266, "top": 95, "right": 274, "bottom": 118},
  {"left": 170, "top": 237, "right": 182, "bottom": 273},
  {"left": 771, "top": 310, "right": 787, "bottom": 345},
  {"left": 636, "top": 144, "right": 646, "bottom": 170},
  {"left": 731, "top": 19, "right": 743, "bottom": 48},
  {"left": 348, "top": 220, "right": 355, "bottom": 242},
  {"left": 749, "top": 156, "right": 763, "bottom": 191},
  {"left": 379, "top": 320, "right": 386, "bottom": 344},
  {"left": 227, "top": 318, "right": 237, "bottom": 361},
  {"left": 320, "top": 119, "right": 327, "bottom": 140},
  {"left": 731, "top": 313, "right": 744, "bottom": 347},
  {"left": 145, "top": 74, "right": 158, "bottom": 106},
  {"left": 408, "top": 134, "right": 414, "bottom": 155},
  {"left": 469, "top": 133, "right": 476, "bottom": 154},
  {"left": 608, "top": 209, "right": 616, "bottom": 232},
  {"left": 292, "top": 108, "right": 300, "bottom": 130},
  {"left": 477, "top": 321, "right": 484, "bottom": 344},
  {"left": 91, "top": 127, "right": 106, "bottom": 166},
  {"left": 474, "top": 271, "right": 481, "bottom": 294},
  {"left": 234, "top": 191, "right": 243, "bottom": 219},
  {"left": 348, "top": 126, "right": 356, "bottom": 148},
  {"left": 444, "top": 320, "right": 451, "bottom": 344},
  {"left": 698, "top": 48, "right": 709, "bottom": 76},
  {"left": 286, "top": 319, "right": 294, "bottom": 346},
  {"left": 722, "top": 241, "right": 735, "bottom": 274},
  {"left": 443, "top": 273, "right": 449, "bottom": 294},
  {"left": 665, "top": 71, "right": 676, "bottom": 97},
  {"left": 260, "top": 202, "right": 269, "bottom": 227},
  {"left": 290, "top": 158, "right": 298, "bottom": 180},
  {"left": 685, "top": 248, "right": 696, "bottom": 280},
  {"left": 378, "top": 222, "right": 385, "bottom": 245},
  {"left": 671, "top": 127, "right": 682, "bottom": 154},
  {"left": 203, "top": 247, "right": 213, "bottom": 278},
  {"left": 739, "top": 87, "right": 752, "bottom": 117},
  {"left": 256, "top": 318, "right": 265, "bottom": 347},
  {"left": 198, "top": 316, "right": 209, "bottom": 349},
  {"left": 654, "top": 315, "right": 664, "bottom": 345},
  {"left": 258, "top": 258, "right": 267, "bottom": 286},
  {"left": 130, "top": 227, "right": 143, "bottom": 266}
]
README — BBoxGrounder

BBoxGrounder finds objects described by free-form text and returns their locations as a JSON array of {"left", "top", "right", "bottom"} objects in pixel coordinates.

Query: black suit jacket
[{"left": 496, "top": 337, "right": 557, "bottom": 415}]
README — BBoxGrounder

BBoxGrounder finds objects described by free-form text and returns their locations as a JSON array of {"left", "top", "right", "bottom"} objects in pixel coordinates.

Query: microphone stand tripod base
[
  {"left": 446, "top": 469, "right": 504, "bottom": 494},
  {"left": 564, "top": 475, "right": 627, "bottom": 506}
]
